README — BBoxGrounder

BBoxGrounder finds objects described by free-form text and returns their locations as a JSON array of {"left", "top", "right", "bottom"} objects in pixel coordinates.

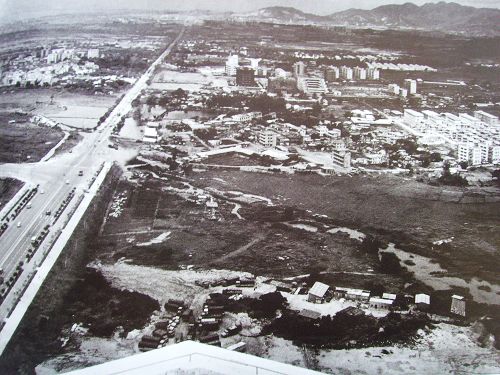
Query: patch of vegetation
[
  {"left": 65, "top": 269, "right": 160, "bottom": 337},
  {"left": 437, "top": 162, "right": 468, "bottom": 187},
  {"left": 265, "top": 309, "right": 430, "bottom": 349}
]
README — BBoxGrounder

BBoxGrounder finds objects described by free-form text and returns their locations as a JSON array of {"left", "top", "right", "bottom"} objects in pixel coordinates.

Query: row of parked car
[{"left": 52, "top": 187, "right": 76, "bottom": 223}]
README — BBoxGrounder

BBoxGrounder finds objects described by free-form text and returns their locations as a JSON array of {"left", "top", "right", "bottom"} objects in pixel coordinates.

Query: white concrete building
[
  {"left": 474, "top": 110, "right": 498, "bottom": 126},
  {"left": 403, "top": 109, "right": 425, "bottom": 129},
  {"left": 324, "top": 66, "right": 339, "bottom": 81},
  {"left": 297, "top": 77, "right": 327, "bottom": 95},
  {"left": 225, "top": 54, "right": 239, "bottom": 76},
  {"left": 64, "top": 340, "right": 322, "bottom": 375},
  {"left": 293, "top": 61, "right": 306, "bottom": 77},
  {"left": 87, "top": 48, "right": 100, "bottom": 59},
  {"left": 332, "top": 150, "right": 351, "bottom": 168},
  {"left": 258, "top": 130, "right": 277, "bottom": 147},
  {"left": 353, "top": 67, "right": 367, "bottom": 80},
  {"left": 367, "top": 68, "right": 380, "bottom": 80},
  {"left": 404, "top": 79, "right": 417, "bottom": 94},
  {"left": 340, "top": 66, "right": 353, "bottom": 80},
  {"left": 458, "top": 143, "right": 484, "bottom": 165},
  {"left": 143, "top": 127, "right": 159, "bottom": 143}
]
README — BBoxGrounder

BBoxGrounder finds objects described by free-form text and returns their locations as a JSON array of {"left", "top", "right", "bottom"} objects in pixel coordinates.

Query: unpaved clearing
[
  {"left": 92, "top": 261, "right": 253, "bottom": 305},
  {"left": 315, "top": 324, "right": 500, "bottom": 374}
]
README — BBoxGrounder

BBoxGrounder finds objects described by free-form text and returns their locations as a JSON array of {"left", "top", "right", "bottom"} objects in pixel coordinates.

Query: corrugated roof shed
[
  {"left": 309, "top": 282, "right": 329, "bottom": 298},
  {"left": 382, "top": 293, "right": 397, "bottom": 300},
  {"left": 299, "top": 309, "right": 321, "bottom": 320},
  {"left": 415, "top": 293, "right": 430, "bottom": 304}
]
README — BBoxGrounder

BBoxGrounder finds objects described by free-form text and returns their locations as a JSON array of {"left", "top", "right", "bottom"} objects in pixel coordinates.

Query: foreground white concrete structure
[{"left": 66, "top": 341, "right": 322, "bottom": 375}]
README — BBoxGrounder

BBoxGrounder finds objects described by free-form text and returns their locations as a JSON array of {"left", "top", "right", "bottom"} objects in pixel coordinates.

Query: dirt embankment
[{"left": 0, "top": 165, "right": 157, "bottom": 374}]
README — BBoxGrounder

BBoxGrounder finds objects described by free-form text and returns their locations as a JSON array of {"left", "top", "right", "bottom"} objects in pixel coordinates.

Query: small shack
[
  {"left": 450, "top": 295, "right": 466, "bottom": 317},
  {"left": 415, "top": 293, "right": 430, "bottom": 305},
  {"left": 334, "top": 287, "right": 370, "bottom": 302},
  {"left": 308, "top": 281, "right": 330, "bottom": 303},
  {"left": 299, "top": 309, "right": 322, "bottom": 321},
  {"left": 369, "top": 297, "right": 394, "bottom": 310}
]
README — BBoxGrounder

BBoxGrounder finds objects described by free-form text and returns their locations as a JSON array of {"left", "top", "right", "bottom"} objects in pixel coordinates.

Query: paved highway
[{"left": 0, "top": 26, "right": 185, "bottom": 309}]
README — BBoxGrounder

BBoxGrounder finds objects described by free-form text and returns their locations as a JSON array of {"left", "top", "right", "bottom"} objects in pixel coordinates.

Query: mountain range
[{"left": 232, "top": 2, "right": 500, "bottom": 36}]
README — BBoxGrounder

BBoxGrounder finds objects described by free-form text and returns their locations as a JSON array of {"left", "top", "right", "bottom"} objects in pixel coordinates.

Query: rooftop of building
[{"left": 64, "top": 340, "right": 322, "bottom": 375}]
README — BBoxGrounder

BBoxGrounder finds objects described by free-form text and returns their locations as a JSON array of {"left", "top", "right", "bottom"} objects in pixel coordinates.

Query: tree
[
  {"left": 396, "top": 139, "right": 418, "bottom": 155},
  {"left": 172, "top": 88, "right": 187, "bottom": 99},
  {"left": 182, "top": 163, "right": 193, "bottom": 175},
  {"left": 146, "top": 95, "right": 157, "bottom": 107},
  {"left": 438, "top": 161, "right": 468, "bottom": 187},
  {"left": 379, "top": 252, "right": 403, "bottom": 275},
  {"left": 429, "top": 152, "right": 442, "bottom": 162},
  {"left": 492, "top": 169, "right": 500, "bottom": 186},
  {"left": 360, "top": 234, "right": 383, "bottom": 255},
  {"left": 252, "top": 292, "right": 288, "bottom": 319}
]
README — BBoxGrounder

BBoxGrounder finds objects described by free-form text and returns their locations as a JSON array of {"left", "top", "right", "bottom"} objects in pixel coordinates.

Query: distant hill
[
  {"left": 326, "top": 2, "right": 500, "bottom": 36},
  {"left": 233, "top": 2, "right": 500, "bottom": 36},
  {"left": 232, "top": 6, "right": 324, "bottom": 23}
]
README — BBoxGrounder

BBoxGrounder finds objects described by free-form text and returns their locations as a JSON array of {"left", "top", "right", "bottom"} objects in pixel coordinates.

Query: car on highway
[{"left": 17, "top": 222, "right": 21, "bottom": 228}]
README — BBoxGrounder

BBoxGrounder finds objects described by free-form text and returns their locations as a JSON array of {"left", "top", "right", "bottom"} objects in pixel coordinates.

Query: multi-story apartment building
[
  {"left": 293, "top": 61, "right": 306, "bottom": 77},
  {"left": 404, "top": 79, "right": 417, "bottom": 95},
  {"left": 340, "top": 66, "right": 353, "bottom": 80},
  {"left": 367, "top": 68, "right": 380, "bottom": 80},
  {"left": 353, "top": 67, "right": 366, "bottom": 80},
  {"left": 259, "top": 130, "right": 278, "bottom": 147}
]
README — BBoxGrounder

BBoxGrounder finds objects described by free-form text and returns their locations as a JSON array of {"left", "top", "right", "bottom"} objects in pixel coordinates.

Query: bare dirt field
[
  {"left": 0, "top": 89, "right": 123, "bottom": 130},
  {"left": 97, "top": 176, "right": 380, "bottom": 278},
  {"left": 189, "top": 169, "right": 500, "bottom": 288}
]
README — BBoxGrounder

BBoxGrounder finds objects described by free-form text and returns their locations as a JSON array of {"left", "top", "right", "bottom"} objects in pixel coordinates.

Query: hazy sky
[{"left": 1, "top": 0, "right": 500, "bottom": 22}]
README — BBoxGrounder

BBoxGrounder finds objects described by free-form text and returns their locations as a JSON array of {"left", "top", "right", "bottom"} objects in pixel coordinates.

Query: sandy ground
[
  {"left": 257, "top": 324, "right": 500, "bottom": 375},
  {"left": 92, "top": 261, "right": 253, "bottom": 307},
  {"left": 258, "top": 323, "right": 500, "bottom": 374},
  {"left": 35, "top": 335, "right": 136, "bottom": 375},
  {"left": 315, "top": 323, "right": 500, "bottom": 374}
]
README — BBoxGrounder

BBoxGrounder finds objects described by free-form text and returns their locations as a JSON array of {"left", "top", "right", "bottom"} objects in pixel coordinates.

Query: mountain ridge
[{"left": 232, "top": 2, "right": 500, "bottom": 36}]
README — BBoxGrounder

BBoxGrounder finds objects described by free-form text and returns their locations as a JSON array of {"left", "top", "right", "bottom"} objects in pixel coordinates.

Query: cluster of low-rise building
[{"left": 306, "top": 281, "right": 466, "bottom": 317}]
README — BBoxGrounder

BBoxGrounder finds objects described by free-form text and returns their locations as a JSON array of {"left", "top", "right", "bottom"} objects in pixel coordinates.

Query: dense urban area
[{"left": 0, "top": 3, "right": 498, "bottom": 374}]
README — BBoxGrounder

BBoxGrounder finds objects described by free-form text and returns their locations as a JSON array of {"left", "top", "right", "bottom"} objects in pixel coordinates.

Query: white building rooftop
[
  {"left": 382, "top": 293, "right": 397, "bottom": 300},
  {"left": 369, "top": 297, "right": 394, "bottom": 305},
  {"left": 309, "top": 281, "right": 330, "bottom": 298},
  {"left": 415, "top": 293, "right": 430, "bottom": 304},
  {"left": 64, "top": 341, "right": 322, "bottom": 375}
]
